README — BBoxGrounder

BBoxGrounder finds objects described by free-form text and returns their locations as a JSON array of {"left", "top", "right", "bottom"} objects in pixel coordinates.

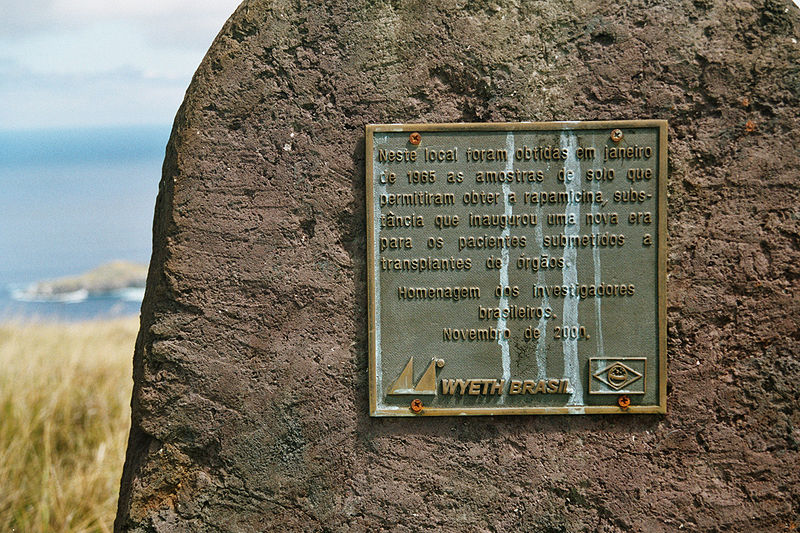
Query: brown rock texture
[{"left": 116, "top": 0, "right": 800, "bottom": 531}]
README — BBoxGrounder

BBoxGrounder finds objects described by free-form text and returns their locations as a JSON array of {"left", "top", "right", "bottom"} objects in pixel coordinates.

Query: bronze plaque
[{"left": 367, "top": 121, "right": 667, "bottom": 416}]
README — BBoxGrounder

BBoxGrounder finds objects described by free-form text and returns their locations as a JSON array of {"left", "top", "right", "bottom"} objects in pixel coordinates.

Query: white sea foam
[
  {"left": 114, "top": 287, "right": 146, "bottom": 302},
  {"left": 9, "top": 285, "right": 145, "bottom": 304},
  {"left": 12, "top": 287, "right": 89, "bottom": 303}
]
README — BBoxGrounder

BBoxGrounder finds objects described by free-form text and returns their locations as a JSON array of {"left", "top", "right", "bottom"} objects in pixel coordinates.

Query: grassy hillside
[{"left": 0, "top": 318, "right": 137, "bottom": 532}]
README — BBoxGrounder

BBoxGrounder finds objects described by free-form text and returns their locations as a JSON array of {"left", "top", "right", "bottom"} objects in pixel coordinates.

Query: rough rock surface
[{"left": 116, "top": 0, "right": 800, "bottom": 530}]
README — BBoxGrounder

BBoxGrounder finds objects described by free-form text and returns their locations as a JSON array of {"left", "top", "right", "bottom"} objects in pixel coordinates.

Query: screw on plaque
[
  {"left": 410, "top": 398, "right": 423, "bottom": 413},
  {"left": 409, "top": 132, "right": 422, "bottom": 145},
  {"left": 618, "top": 395, "right": 631, "bottom": 410},
  {"left": 610, "top": 129, "right": 623, "bottom": 142}
]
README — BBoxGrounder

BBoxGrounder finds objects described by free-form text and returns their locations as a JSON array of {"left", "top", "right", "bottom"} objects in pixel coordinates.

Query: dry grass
[{"left": 0, "top": 318, "right": 138, "bottom": 532}]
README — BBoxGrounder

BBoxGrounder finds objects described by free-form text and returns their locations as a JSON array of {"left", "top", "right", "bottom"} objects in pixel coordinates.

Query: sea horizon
[{"left": 0, "top": 124, "right": 169, "bottom": 321}]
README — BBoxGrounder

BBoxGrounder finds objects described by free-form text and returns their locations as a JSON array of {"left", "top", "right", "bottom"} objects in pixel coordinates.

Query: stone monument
[{"left": 116, "top": 0, "right": 799, "bottom": 530}]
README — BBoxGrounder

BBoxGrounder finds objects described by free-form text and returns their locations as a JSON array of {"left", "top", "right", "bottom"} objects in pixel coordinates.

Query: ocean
[{"left": 0, "top": 125, "right": 169, "bottom": 321}]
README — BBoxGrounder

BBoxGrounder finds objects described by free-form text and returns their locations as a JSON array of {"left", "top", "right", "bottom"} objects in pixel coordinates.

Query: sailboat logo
[{"left": 386, "top": 357, "right": 445, "bottom": 396}]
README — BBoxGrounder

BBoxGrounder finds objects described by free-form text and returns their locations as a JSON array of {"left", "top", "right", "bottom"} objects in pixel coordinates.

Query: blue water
[{"left": 0, "top": 125, "right": 169, "bottom": 321}]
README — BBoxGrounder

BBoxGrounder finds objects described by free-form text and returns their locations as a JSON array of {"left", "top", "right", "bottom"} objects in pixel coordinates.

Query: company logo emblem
[
  {"left": 386, "top": 357, "right": 445, "bottom": 396},
  {"left": 589, "top": 358, "right": 646, "bottom": 395},
  {"left": 594, "top": 361, "right": 641, "bottom": 390}
]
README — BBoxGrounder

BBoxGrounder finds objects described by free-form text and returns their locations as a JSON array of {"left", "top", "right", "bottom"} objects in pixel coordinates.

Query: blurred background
[
  {"left": 0, "top": 2, "right": 239, "bottom": 531},
  {"left": 0, "top": 0, "right": 241, "bottom": 320}
]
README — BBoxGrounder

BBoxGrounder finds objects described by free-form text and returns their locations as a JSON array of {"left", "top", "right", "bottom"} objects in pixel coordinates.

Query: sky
[{"left": 0, "top": 0, "right": 242, "bottom": 130}]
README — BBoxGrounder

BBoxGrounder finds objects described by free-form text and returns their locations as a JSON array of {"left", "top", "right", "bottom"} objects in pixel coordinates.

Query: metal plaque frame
[{"left": 367, "top": 121, "right": 667, "bottom": 416}]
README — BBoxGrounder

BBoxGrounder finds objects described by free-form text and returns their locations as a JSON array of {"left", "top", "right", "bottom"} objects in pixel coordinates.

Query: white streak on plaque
[
  {"left": 561, "top": 132, "right": 582, "bottom": 404},
  {"left": 534, "top": 159, "right": 551, "bottom": 380},
  {"left": 497, "top": 132, "right": 514, "bottom": 393},
  {"left": 590, "top": 157, "right": 605, "bottom": 361}
]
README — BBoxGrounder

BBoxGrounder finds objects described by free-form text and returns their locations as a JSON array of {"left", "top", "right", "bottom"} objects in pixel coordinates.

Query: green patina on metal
[{"left": 367, "top": 121, "right": 667, "bottom": 416}]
